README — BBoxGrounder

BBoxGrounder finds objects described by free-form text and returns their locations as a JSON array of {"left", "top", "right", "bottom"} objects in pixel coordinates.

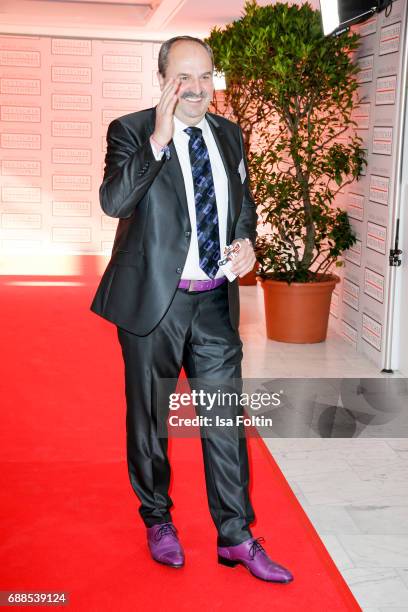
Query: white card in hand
[{"left": 218, "top": 259, "right": 237, "bottom": 282}]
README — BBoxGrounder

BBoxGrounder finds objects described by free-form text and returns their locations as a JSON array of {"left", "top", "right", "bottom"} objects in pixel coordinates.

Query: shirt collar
[{"left": 173, "top": 114, "right": 208, "bottom": 137}]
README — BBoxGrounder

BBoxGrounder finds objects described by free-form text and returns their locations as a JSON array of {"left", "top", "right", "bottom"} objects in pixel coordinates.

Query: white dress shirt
[{"left": 150, "top": 114, "right": 229, "bottom": 280}]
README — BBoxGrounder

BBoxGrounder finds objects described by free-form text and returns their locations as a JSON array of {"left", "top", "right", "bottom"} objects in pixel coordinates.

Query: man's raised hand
[{"left": 151, "top": 78, "right": 181, "bottom": 147}]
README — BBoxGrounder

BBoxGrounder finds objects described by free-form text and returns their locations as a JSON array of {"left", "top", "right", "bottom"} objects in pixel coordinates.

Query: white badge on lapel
[{"left": 238, "top": 158, "right": 246, "bottom": 184}]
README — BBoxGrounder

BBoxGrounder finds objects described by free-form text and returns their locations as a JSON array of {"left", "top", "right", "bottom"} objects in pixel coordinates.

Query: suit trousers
[{"left": 116, "top": 280, "right": 255, "bottom": 546}]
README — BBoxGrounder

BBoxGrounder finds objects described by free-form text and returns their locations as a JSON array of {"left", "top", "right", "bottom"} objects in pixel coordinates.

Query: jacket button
[
  {"left": 185, "top": 231, "right": 191, "bottom": 238},
  {"left": 176, "top": 267, "right": 182, "bottom": 274}
]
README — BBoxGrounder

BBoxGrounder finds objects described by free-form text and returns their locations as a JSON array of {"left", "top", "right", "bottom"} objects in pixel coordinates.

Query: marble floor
[{"left": 239, "top": 285, "right": 408, "bottom": 612}]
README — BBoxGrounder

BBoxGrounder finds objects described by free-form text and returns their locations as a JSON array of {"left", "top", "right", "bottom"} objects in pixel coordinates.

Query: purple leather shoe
[
  {"left": 147, "top": 522, "right": 185, "bottom": 568},
  {"left": 217, "top": 537, "right": 293, "bottom": 583}
]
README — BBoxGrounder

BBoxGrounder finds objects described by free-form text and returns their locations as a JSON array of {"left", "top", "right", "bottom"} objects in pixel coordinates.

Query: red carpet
[{"left": 0, "top": 276, "right": 361, "bottom": 611}]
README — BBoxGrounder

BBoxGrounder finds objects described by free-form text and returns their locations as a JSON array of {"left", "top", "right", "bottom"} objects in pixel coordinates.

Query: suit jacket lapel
[
  {"left": 205, "top": 112, "right": 240, "bottom": 241},
  {"left": 166, "top": 139, "right": 190, "bottom": 220},
  {"left": 146, "top": 107, "right": 190, "bottom": 221}
]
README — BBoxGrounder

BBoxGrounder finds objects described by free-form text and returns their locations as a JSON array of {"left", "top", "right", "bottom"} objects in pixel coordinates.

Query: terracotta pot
[
  {"left": 260, "top": 274, "right": 340, "bottom": 343},
  {"left": 239, "top": 265, "right": 258, "bottom": 286}
]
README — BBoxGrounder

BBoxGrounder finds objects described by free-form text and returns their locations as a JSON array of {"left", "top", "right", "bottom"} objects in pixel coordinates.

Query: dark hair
[{"left": 158, "top": 36, "right": 214, "bottom": 77}]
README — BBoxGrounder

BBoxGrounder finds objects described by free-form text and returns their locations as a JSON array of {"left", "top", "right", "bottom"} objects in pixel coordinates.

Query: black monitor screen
[{"left": 320, "top": 0, "right": 376, "bottom": 35}]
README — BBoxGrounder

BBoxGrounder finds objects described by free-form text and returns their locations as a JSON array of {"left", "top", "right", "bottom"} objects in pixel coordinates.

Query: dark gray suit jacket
[{"left": 90, "top": 107, "right": 258, "bottom": 336}]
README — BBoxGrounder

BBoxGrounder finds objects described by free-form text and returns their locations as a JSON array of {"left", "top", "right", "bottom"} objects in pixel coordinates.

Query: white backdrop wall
[
  {"left": 0, "top": 35, "right": 163, "bottom": 256},
  {"left": 329, "top": 0, "right": 407, "bottom": 368}
]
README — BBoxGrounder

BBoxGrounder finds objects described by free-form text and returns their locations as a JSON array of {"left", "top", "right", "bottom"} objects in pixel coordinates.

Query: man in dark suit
[{"left": 91, "top": 36, "right": 293, "bottom": 583}]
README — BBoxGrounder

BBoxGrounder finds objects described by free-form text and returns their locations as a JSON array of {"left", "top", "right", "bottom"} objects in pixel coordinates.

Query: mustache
[{"left": 181, "top": 91, "right": 208, "bottom": 100}]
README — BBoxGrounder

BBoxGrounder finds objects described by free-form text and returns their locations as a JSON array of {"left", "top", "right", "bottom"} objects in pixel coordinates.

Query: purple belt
[{"left": 178, "top": 277, "right": 226, "bottom": 292}]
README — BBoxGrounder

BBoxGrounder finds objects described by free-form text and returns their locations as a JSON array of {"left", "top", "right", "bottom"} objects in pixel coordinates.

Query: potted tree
[{"left": 207, "top": 1, "right": 366, "bottom": 342}]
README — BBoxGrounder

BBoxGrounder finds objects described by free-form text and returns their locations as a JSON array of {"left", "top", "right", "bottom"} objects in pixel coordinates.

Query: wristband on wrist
[
  {"left": 150, "top": 135, "right": 171, "bottom": 161},
  {"left": 150, "top": 135, "right": 167, "bottom": 150}
]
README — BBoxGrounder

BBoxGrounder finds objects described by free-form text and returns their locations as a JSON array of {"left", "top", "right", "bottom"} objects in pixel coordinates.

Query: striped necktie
[{"left": 184, "top": 126, "right": 221, "bottom": 279}]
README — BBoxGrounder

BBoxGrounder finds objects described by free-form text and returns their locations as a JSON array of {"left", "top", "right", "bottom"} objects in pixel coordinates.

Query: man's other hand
[{"left": 229, "top": 238, "right": 256, "bottom": 278}]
